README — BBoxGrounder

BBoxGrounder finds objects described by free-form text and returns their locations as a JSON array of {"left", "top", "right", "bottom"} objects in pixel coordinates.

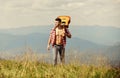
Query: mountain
[
  {"left": 0, "top": 25, "right": 119, "bottom": 52},
  {"left": 70, "top": 26, "right": 120, "bottom": 45},
  {"left": 0, "top": 25, "right": 120, "bottom": 46},
  {"left": 0, "top": 32, "right": 105, "bottom": 53}
]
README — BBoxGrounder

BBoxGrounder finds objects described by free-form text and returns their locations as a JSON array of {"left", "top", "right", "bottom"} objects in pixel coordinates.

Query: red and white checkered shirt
[{"left": 49, "top": 27, "right": 71, "bottom": 48}]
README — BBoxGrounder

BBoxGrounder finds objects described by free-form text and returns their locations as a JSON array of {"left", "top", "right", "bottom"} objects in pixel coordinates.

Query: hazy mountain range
[
  {"left": 0, "top": 25, "right": 120, "bottom": 45},
  {"left": 0, "top": 25, "right": 120, "bottom": 50},
  {"left": 0, "top": 26, "right": 120, "bottom": 62}
]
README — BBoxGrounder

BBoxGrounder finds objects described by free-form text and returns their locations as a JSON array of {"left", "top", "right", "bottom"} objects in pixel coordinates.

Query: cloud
[
  {"left": 0, "top": 0, "right": 86, "bottom": 12},
  {"left": 30, "top": 0, "right": 85, "bottom": 11},
  {"left": 0, "top": 0, "right": 120, "bottom": 29}
]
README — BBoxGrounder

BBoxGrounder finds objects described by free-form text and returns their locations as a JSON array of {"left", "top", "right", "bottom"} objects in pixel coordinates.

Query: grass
[{"left": 0, "top": 51, "right": 120, "bottom": 78}]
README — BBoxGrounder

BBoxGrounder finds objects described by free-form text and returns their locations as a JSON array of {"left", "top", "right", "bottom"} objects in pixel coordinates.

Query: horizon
[{"left": 0, "top": 25, "right": 120, "bottom": 30}]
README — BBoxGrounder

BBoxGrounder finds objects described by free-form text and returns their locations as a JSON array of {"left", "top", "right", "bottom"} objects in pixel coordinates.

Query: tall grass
[{"left": 0, "top": 49, "right": 120, "bottom": 78}]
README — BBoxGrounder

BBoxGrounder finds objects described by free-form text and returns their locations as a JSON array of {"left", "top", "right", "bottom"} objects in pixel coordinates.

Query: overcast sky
[{"left": 0, "top": 0, "right": 120, "bottom": 29}]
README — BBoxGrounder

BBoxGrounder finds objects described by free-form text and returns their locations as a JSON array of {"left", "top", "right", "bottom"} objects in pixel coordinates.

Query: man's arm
[
  {"left": 47, "top": 37, "right": 51, "bottom": 50},
  {"left": 66, "top": 33, "right": 71, "bottom": 38},
  {"left": 47, "top": 26, "right": 57, "bottom": 50},
  {"left": 65, "top": 28, "right": 72, "bottom": 38},
  {"left": 47, "top": 37, "right": 51, "bottom": 46},
  {"left": 47, "top": 29, "right": 53, "bottom": 51}
]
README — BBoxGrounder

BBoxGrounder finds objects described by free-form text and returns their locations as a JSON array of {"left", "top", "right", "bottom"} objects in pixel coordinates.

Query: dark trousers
[{"left": 53, "top": 45, "right": 65, "bottom": 65}]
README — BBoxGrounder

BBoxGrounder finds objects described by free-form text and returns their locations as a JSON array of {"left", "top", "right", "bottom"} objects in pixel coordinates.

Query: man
[{"left": 47, "top": 18, "right": 71, "bottom": 66}]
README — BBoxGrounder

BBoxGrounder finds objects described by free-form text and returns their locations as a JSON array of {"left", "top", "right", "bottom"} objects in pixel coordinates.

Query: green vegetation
[{"left": 0, "top": 52, "right": 120, "bottom": 78}]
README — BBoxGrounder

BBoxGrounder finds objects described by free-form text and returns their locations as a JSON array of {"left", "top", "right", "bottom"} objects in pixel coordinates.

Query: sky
[{"left": 0, "top": 0, "right": 120, "bottom": 29}]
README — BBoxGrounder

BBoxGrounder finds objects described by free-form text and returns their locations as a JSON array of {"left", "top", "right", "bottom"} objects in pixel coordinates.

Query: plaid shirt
[{"left": 49, "top": 27, "right": 71, "bottom": 47}]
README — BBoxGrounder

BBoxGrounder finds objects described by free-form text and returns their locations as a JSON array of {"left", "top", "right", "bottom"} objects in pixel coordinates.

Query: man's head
[{"left": 55, "top": 18, "right": 61, "bottom": 26}]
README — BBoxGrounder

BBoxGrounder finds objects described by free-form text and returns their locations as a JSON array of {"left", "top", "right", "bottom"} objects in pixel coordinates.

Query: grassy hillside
[{"left": 0, "top": 51, "right": 120, "bottom": 78}]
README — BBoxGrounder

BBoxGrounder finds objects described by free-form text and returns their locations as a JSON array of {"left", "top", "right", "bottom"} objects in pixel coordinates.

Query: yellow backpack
[{"left": 58, "top": 16, "right": 71, "bottom": 28}]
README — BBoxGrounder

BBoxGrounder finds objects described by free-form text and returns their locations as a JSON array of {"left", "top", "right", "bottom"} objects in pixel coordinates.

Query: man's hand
[
  {"left": 47, "top": 45, "right": 50, "bottom": 51},
  {"left": 65, "top": 33, "right": 71, "bottom": 38}
]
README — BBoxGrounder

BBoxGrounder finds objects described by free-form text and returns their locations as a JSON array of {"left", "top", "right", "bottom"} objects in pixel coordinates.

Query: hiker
[{"left": 47, "top": 17, "right": 71, "bottom": 66}]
